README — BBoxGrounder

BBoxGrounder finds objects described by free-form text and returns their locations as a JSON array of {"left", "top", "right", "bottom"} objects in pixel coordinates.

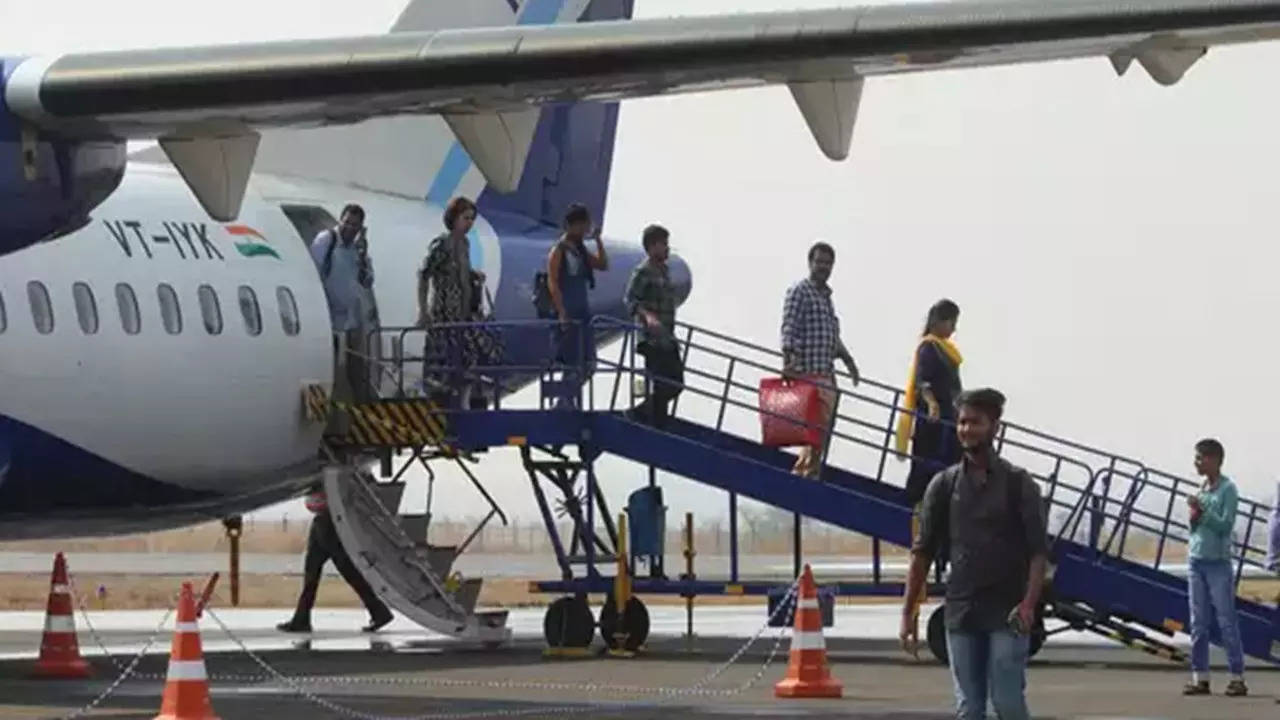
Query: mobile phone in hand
[{"left": 1007, "top": 607, "right": 1027, "bottom": 636}]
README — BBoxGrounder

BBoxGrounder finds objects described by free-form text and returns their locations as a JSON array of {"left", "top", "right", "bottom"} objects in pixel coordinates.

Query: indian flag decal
[{"left": 225, "top": 225, "right": 280, "bottom": 259}]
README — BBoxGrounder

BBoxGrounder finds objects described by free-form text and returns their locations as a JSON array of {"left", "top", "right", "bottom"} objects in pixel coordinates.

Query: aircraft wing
[{"left": 6, "top": 0, "right": 1280, "bottom": 218}]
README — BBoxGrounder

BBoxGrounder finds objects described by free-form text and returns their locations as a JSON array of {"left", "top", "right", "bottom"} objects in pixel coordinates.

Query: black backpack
[
  {"left": 319, "top": 228, "right": 370, "bottom": 285},
  {"left": 531, "top": 271, "right": 556, "bottom": 319},
  {"left": 934, "top": 464, "right": 1026, "bottom": 566}
]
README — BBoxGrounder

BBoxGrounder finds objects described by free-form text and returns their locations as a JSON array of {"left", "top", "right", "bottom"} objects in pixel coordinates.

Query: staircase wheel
[
  {"left": 543, "top": 595, "right": 594, "bottom": 649},
  {"left": 926, "top": 605, "right": 949, "bottom": 665},
  {"left": 599, "top": 594, "right": 650, "bottom": 652},
  {"left": 925, "top": 604, "right": 1047, "bottom": 664}
]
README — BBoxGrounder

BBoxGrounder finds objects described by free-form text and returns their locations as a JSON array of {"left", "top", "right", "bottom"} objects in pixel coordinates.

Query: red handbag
[{"left": 758, "top": 377, "right": 824, "bottom": 447}]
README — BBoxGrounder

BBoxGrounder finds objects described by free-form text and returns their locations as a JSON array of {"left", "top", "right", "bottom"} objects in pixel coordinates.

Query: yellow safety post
[
  {"left": 609, "top": 512, "right": 634, "bottom": 657},
  {"left": 223, "top": 516, "right": 243, "bottom": 606}
]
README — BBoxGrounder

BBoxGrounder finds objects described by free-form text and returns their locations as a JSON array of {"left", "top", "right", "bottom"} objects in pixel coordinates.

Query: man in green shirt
[
  {"left": 623, "top": 225, "right": 683, "bottom": 428},
  {"left": 1183, "top": 438, "right": 1247, "bottom": 697}
]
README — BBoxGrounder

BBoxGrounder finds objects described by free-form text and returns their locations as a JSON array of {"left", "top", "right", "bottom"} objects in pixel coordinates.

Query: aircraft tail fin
[{"left": 475, "top": 1, "right": 634, "bottom": 229}]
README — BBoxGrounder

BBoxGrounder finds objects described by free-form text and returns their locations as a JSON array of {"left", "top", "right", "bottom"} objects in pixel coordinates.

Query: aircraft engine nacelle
[{"left": 0, "top": 65, "right": 126, "bottom": 257}]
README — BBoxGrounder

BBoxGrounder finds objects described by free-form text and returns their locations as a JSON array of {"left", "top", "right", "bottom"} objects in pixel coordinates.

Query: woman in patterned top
[{"left": 417, "top": 196, "right": 488, "bottom": 408}]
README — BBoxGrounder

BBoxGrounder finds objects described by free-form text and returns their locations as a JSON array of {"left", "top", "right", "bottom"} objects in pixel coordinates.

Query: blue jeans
[
  {"left": 947, "top": 628, "right": 1030, "bottom": 720},
  {"left": 1188, "top": 558, "right": 1245, "bottom": 675}
]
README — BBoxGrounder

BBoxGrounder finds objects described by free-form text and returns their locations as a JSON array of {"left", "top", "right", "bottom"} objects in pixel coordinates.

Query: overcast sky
[{"left": 5, "top": 0, "right": 1279, "bottom": 533}]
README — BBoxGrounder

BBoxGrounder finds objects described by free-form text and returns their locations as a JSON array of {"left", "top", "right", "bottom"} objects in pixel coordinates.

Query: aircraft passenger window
[
  {"left": 238, "top": 285, "right": 262, "bottom": 336},
  {"left": 72, "top": 282, "right": 98, "bottom": 334},
  {"left": 198, "top": 285, "right": 222, "bottom": 335},
  {"left": 27, "top": 281, "right": 53, "bottom": 335},
  {"left": 115, "top": 283, "right": 141, "bottom": 335},
  {"left": 276, "top": 286, "right": 300, "bottom": 336},
  {"left": 157, "top": 283, "right": 182, "bottom": 335}
]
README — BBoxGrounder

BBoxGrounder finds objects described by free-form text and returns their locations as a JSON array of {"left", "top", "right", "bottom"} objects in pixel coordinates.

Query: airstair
[
  {"left": 311, "top": 318, "right": 1279, "bottom": 665},
  {"left": 302, "top": 380, "right": 511, "bottom": 646}
]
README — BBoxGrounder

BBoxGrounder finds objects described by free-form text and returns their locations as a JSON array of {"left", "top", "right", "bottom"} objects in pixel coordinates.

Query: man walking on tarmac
[
  {"left": 278, "top": 484, "right": 393, "bottom": 633},
  {"left": 899, "top": 388, "right": 1047, "bottom": 720},
  {"left": 1182, "top": 438, "right": 1248, "bottom": 698}
]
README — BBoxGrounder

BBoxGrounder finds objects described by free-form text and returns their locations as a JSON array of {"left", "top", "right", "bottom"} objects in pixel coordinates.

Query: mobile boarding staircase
[
  {"left": 313, "top": 317, "right": 1279, "bottom": 665},
  {"left": 303, "top": 364, "right": 513, "bottom": 647}
]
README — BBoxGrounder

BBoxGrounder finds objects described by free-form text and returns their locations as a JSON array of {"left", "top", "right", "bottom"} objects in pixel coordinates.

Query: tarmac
[{"left": 0, "top": 605, "right": 1275, "bottom": 720}]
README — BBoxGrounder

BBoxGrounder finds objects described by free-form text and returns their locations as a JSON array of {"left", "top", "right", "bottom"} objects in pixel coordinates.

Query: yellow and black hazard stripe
[
  {"left": 340, "top": 399, "right": 449, "bottom": 447},
  {"left": 302, "top": 384, "right": 450, "bottom": 449},
  {"left": 303, "top": 384, "right": 329, "bottom": 422},
  {"left": 1091, "top": 624, "right": 1186, "bottom": 663}
]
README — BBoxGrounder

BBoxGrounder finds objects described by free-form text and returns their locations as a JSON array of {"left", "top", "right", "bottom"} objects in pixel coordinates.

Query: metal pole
[
  {"left": 586, "top": 464, "right": 596, "bottom": 572},
  {"left": 876, "top": 390, "right": 900, "bottom": 483},
  {"left": 683, "top": 511, "right": 695, "bottom": 650},
  {"left": 728, "top": 492, "right": 739, "bottom": 583},
  {"left": 792, "top": 513, "right": 801, "bottom": 580},
  {"left": 648, "top": 465, "right": 659, "bottom": 577},
  {"left": 872, "top": 536, "right": 882, "bottom": 585}
]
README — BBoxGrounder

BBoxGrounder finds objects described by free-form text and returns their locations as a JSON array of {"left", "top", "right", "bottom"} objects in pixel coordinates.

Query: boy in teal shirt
[{"left": 1182, "top": 438, "right": 1246, "bottom": 698}]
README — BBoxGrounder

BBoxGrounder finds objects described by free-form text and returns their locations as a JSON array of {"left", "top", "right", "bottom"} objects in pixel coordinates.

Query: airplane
[{"left": 2, "top": 0, "right": 1280, "bottom": 544}]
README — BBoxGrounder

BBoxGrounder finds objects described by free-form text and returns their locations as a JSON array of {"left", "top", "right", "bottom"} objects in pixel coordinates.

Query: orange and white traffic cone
[
  {"left": 774, "top": 564, "right": 842, "bottom": 698},
  {"left": 154, "top": 582, "right": 219, "bottom": 720},
  {"left": 31, "top": 552, "right": 91, "bottom": 679}
]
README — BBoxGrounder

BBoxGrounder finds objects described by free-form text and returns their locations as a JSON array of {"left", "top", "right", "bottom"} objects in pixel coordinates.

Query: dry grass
[
  {"left": 0, "top": 521, "right": 309, "bottom": 555},
  {"left": 0, "top": 573, "right": 520, "bottom": 612},
  {"left": 1239, "top": 578, "right": 1280, "bottom": 606},
  {"left": 0, "top": 573, "right": 908, "bottom": 612},
  {"left": 4, "top": 571, "right": 1271, "bottom": 613},
  {"left": 2, "top": 518, "right": 1270, "bottom": 613},
  {"left": 0, "top": 519, "right": 913, "bottom": 557}
]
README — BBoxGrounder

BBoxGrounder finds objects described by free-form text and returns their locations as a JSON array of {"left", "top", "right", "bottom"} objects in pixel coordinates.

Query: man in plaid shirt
[{"left": 781, "top": 241, "right": 859, "bottom": 478}]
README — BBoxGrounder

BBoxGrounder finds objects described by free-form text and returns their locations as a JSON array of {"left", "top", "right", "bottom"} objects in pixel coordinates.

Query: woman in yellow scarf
[{"left": 897, "top": 299, "right": 963, "bottom": 504}]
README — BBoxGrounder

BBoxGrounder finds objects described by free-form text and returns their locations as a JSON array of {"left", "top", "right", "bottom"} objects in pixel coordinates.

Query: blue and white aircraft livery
[{"left": 2, "top": 0, "right": 1280, "bottom": 539}]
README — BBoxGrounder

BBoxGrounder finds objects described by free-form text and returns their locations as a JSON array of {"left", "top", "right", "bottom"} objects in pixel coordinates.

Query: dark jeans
[
  {"left": 633, "top": 342, "right": 684, "bottom": 427},
  {"left": 552, "top": 320, "right": 596, "bottom": 410},
  {"left": 289, "top": 511, "right": 390, "bottom": 625}
]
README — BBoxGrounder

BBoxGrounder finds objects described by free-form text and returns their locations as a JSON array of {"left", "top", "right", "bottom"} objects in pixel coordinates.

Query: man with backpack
[
  {"left": 311, "top": 204, "right": 376, "bottom": 402},
  {"left": 899, "top": 388, "right": 1047, "bottom": 720},
  {"left": 541, "top": 204, "right": 608, "bottom": 408}
]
